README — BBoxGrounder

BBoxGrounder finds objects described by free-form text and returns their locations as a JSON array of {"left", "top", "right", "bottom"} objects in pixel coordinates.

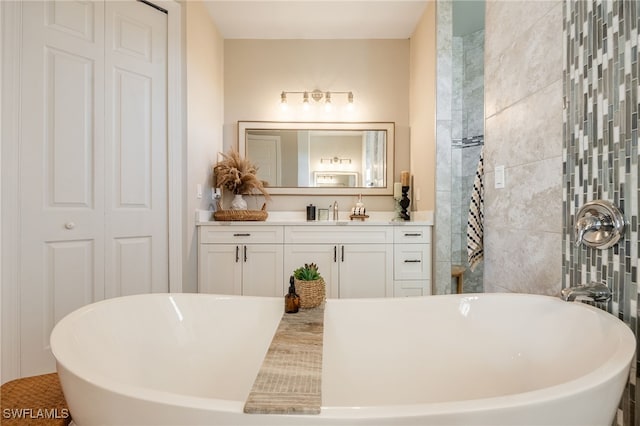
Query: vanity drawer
[
  {"left": 199, "top": 226, "right": 283, "bottom": 244},
  {"left": 285, "top": 226, "right": 392, "bottom": 244},
  {"left": 394, "top": 245, "right": 430, "bottom": 280},
  {"left": 394, "top": 226, "right": 431, "bottom": 244},
  {"left": 394, "top": 280, "right": 431, "bottom": 297}
]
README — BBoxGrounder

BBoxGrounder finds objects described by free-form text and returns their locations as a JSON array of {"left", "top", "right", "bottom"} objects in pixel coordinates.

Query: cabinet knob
[{"left": 64, "top": 222, "right": 75, "bottom": 230}]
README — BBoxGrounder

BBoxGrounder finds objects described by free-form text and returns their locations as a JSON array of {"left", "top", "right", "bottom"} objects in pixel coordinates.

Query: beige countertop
[{"left": 196, "top": 210, "right": 433, "bottom": 226}]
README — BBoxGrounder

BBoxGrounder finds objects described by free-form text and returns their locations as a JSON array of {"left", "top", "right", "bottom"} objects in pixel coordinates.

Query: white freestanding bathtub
[{"left": 50, "top": 293, "right": 635, "bottom": 426}]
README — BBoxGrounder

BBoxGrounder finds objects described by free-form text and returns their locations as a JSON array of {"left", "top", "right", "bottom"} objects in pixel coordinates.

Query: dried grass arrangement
[
  {"left": 213, "top": 149, "right": 270, "bottom": 221},
  {"left": 213, "top": 149, "right": 271, "bottom": 199}
]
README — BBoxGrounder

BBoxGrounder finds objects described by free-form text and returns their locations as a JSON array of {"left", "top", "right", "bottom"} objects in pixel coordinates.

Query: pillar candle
[
  {"left": 393, "top": 182, "right": 402, "bottom": 199},
  {"left": 400, "top": 171, "right": 410, "bottom": 187}
]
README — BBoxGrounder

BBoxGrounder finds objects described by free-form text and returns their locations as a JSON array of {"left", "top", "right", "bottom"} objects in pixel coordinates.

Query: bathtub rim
[{"left": 50, "top": 292, "right": 636, "bottom": 420}]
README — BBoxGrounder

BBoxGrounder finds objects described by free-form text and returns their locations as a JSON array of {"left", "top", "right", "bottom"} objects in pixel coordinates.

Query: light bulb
[
  {"left": 347, "top": 91, "right": 354, "bottom": 111},
  {"left": 302, "top": 92, "right": 310, "bottom": 111},
  {"left": 324, "top": 92, "right": 332, "bottom": 112}
]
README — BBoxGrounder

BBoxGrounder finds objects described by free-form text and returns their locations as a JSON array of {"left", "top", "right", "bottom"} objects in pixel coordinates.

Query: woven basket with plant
[{"left": 293, "top": 263, "right": 326, "bottom": 308}]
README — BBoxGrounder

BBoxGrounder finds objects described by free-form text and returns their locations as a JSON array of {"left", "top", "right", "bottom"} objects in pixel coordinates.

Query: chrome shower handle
[
  {"left": 574, "top": 200, "right": 625, "bottom": 249},
  {"left": 574, "top": 215, "right": 602, "bottom": 247}
]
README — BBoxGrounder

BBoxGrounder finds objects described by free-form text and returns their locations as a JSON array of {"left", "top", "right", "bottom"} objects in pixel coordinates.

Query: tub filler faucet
[{"left": 561, "top": 282, "right": 611, "bottom": 302}]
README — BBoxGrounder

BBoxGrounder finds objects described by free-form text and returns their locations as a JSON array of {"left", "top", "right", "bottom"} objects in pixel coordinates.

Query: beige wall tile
[
  {"left": 484, "top": 157, "right": 563, "bottom": 233},
  {"left": 485, "top": 2, "right": 563, "bottom": 118},
  {"left": 484, "top": 80, "right": 563, "bottom": 172},
  {"left": 484, "top": 228, "right": 562, "bottom": 295},
  {"left": 485, "top": 0, "right": 561, "bottom": 65},
  {"left": 483, "top": 1, "right": 563, "bottom": 295}
]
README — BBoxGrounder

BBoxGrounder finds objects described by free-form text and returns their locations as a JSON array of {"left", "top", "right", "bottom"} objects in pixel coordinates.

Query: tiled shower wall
[
  {"left": 483, "top": 1, "right": 564, "bottom": 294},
  {"left": 451, "top": 29, "right": 484, "bottom": 293},
  {"left": 434, "top": 0, "right": 453, "bottom": 295},
  {"left": 562, "top": 1, "right": 639, "bottom": 424},
  {"left": 434, "top": 1, "right": 485, "bottom": 294}
]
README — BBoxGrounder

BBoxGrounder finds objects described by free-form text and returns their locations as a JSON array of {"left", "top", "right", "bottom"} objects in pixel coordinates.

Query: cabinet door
[
  {"left": 283, "top": 244, "right": 340, "bottom": 299},
  {"left": 198, "top": 244, "right": 242, "bottom": 295},
  {"left": 242, "top": 244, "right": 284, "bottom": 297},
  {"left": 339, "top": 244, "right": 393, "bottom": 298}
]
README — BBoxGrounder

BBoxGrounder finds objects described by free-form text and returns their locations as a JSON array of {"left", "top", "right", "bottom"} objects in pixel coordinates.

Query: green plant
[{"left": 293, "top": 263, "right": 322, "bottom": 281}]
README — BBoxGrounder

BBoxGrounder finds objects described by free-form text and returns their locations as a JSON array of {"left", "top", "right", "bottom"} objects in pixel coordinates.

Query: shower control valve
[{"left": 574, "top": 200, "right": 625, "bottom": 249}]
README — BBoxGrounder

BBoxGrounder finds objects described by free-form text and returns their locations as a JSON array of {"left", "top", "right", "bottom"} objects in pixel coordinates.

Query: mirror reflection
[{"left": 238, "top": 122, "right": 394, "bottom": 195}]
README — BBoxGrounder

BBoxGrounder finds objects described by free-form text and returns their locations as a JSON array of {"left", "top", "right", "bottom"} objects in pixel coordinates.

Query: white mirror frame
[{"left": 238, "top": 121, "right": 395, "bottom": 196}]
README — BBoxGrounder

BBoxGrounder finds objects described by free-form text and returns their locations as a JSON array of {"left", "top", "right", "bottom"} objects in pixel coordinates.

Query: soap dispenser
[{"left": 285, "top": 276, "right": 300, "bottom": 314}]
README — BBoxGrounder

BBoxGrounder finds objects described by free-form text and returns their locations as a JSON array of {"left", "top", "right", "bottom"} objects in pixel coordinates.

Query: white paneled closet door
[
  {"left": 19, "top": 0, "right": 168, "bottom": 376},
  {"left": 104, "top": 1, "right": 168, "bottom": 298}
]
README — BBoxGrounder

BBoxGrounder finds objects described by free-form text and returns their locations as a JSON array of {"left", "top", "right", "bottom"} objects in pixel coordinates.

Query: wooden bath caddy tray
[{"left": 244, "top": 306, "right": 325, "bottom": 415}]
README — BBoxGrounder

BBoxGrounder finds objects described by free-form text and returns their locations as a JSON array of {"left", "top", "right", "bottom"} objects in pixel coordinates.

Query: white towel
[{"left": 467, "top": 147, "right": 484, "bottom": 271}]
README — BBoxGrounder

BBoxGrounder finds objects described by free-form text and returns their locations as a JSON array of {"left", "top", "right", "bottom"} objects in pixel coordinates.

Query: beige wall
[
  {"left": 483, "top": 1, "right": 563, "bottom": 294},
  {"left": 184, "top": 0, "right": 224, "bottom": 293},
  {"left": 409, "top": 1, "right": 437, "bottom": 211},
  {"left": 223, "top": 39, "right": 410, "bottom": 212}
]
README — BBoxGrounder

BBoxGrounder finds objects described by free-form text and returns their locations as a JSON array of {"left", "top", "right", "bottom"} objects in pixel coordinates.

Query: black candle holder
[{"left": 399, "top": 186, "right": 410, "bottom": 220}]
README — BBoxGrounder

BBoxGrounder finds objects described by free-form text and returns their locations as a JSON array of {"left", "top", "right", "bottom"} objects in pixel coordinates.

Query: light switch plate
[{"left": 495, "top": 166, "right": 505, "bottom": 189}]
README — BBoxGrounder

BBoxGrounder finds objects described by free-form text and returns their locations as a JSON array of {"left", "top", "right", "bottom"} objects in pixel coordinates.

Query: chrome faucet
[
  {"left": 332, "top": 201, "right": 338, "bottom": 221},
  {"left": 561, "top": 282, "right": 611, "bottom": 302}
]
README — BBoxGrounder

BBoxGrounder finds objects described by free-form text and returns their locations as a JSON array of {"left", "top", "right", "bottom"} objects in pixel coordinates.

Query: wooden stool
[
  {"left": 451, "top": 265, "right": 465, "bottom": 294},
  {"left": 0, "top": 373, "right": 71, "bottom": 425}
]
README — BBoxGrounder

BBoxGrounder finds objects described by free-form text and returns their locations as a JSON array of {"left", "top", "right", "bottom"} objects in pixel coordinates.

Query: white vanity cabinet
[
  {"left": 283, "top": 226, "right": 394, "bottom": 298},
  {"left": 393, "top": 226, "right": 432, "bottom": 296},
  {"left": 198, "top": 226, "right": 284, "bottom": 296},
  {"left": 197, "top": 221, "right": 431, "bottom": 298}
]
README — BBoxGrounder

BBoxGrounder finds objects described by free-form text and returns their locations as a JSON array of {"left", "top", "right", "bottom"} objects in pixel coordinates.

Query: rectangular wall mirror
[{"left": 238, "top": 121, "right": 395, "bottom": 195}]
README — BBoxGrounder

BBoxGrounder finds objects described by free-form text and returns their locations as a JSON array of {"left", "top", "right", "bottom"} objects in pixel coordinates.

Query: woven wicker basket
[
  {"left": 294, "top": 277, "right": 326, "bottom": 308},
  {"left": 213, "top": 202, "right": 268, "bottom": 221},
  {"left": 213, "top": 209, "right": 268, "bottom": 221}
]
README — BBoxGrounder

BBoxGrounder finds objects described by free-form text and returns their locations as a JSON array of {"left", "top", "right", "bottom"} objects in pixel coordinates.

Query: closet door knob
[{"left": 64, "top": 222, "right": 75, "bottom": 230}]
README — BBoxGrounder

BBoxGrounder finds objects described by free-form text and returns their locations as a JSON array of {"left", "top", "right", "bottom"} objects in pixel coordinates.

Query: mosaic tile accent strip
[
  {"left": 244, "top": 306, "right": 324, "bottom": 415},
  {"left": 563, "top": 1, "right": 639, "bottom": 425}
]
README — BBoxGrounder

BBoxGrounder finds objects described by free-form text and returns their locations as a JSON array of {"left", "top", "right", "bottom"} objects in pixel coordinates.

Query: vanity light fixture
[
  {"left": 320, "top": 156, "right": 352, "bottom": 164},
  {"left": 280, "top": 89, "right": 354, "bottom": 111}
]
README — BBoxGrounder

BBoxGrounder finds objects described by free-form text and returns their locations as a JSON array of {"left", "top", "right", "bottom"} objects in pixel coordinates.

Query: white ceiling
[{"left": 203, "top": 1, "right": 430, "bottom": 39}]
